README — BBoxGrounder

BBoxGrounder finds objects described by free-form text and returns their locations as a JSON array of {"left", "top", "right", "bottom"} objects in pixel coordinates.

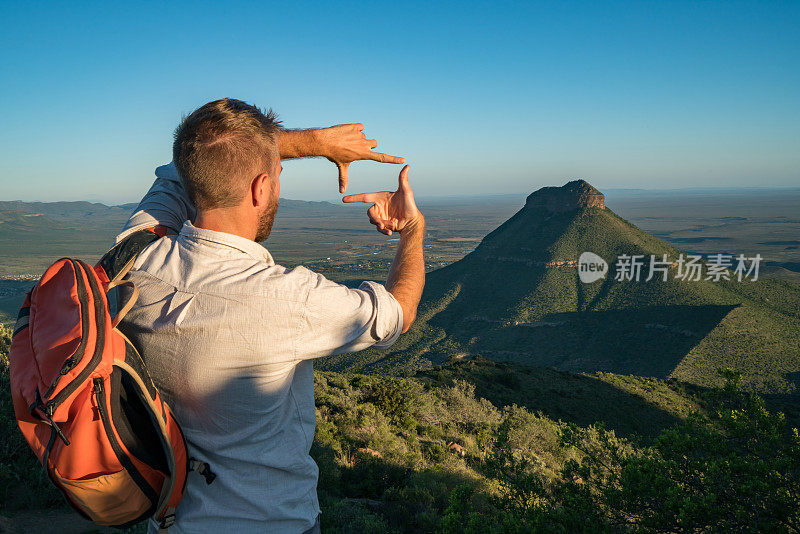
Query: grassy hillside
[
  {"left": 320, "top": 184, "right": 800, "bottom": 395},
  {"left": 3, "top": 327, "right": 799, "bottom": 532}
]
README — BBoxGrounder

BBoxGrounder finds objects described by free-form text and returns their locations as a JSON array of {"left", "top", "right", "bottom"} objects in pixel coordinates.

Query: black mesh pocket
[
  {"left": 109, "top": 368, "right": 170, "bottom": 475},
  {"left": 121, "top": 339, "right": 157, "bottom": 401}
]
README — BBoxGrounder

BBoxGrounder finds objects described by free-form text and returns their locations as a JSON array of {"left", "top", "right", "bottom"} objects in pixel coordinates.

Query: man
[{"left": 114, "top": 98, "right": 425, "bottom": 533}]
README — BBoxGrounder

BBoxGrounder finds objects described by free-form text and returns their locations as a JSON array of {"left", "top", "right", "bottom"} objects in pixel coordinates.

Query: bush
[
  {"left": 593, "top": 370, "right": 800, "bottom": 532},
  {"left": 363, "top": 378, "right": 421, "bottom": 428},
  {"left": 6, "top": 349, "right": 798, "bottom": 533},
  {"left": 442, "top": 370, "right": 800, "bottom": 533},
  {"left": 322, "top": 497, "right": 394, "bottom": 534}
]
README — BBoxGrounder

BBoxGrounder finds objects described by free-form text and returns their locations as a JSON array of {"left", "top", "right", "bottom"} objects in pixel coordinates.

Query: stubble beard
[{"left": 255, "top": 196, "right": 279, "bottom": 243}]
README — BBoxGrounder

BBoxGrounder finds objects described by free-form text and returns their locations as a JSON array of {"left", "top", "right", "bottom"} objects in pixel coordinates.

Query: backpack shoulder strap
[
  {"left": 99, "top": 226, "right": 173, "bottom": 326},
  {"left": 99, "top": 226, "right": 173, "bottom": 281}
]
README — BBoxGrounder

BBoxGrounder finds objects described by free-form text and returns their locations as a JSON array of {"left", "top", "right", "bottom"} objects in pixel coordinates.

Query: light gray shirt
[{"left": 116, "top": 163, "right": 403, "bottom": 533}]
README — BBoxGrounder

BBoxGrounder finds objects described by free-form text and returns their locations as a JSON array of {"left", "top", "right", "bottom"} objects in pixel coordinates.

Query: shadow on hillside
[
  {"left": 471, "top": 304, "right": 738, "bottom": 379},
  {"left": 419, "top": 358, "right": 694, "bottom": 443},
  {"left": 785, "top": 371, "right": 800, "bottom": 391},
  {"left": 771, "top": 373, "right": 800, "bottom": 426},
  {"left": 311, "top": 442, "right": 473, "bottom": 530},
  {"left": 762, "top": 389, "right": 800, "bottom": 431}
]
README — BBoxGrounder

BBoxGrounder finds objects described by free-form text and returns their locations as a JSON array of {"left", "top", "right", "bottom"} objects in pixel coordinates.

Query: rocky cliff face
[{"left": 524, "top": 180, "right": 605, "bottom": 213}]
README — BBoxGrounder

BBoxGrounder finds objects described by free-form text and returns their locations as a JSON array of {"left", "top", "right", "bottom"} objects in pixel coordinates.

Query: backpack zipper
[
  {"left": 45, "top": 260, "right": 107, "bottom": 413},
  {"left": 42, "top": 260, "right": 91, "bottom": 399}
]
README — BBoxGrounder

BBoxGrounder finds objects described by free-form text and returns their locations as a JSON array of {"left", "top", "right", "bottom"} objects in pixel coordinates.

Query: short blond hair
[{"left": 173, "top": 98, "right": 281, "bottom": 210}]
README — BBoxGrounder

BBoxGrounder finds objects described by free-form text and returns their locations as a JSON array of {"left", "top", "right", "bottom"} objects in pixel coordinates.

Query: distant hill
[
  {"left": 0, "top": 201, "right": 136, "bottom": 226},
  {"left": 0, "top": 197, "right": 342, "bottom": 222},
  {"left": 0, "top": 197, "right": 344, "bottom": 250},
  {"left": 320, "top": 180, "right": 800, "bottom": 395},
  {"left": 277, "top": 198, "right": 344, "bottom": 215},
  {"left": 0, "top": 197, "right": 344, "bottom": 282},
  {"left": 0, "top": 211, "right": 62, "bottom": 231}
]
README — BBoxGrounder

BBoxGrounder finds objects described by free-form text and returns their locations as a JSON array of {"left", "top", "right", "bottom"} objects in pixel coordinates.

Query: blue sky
[{"left": 1, "top": 1, "right": 798, "bottom": 203}]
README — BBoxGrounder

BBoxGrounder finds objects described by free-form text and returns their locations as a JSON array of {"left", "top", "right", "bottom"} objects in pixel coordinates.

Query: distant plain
[{"left": 1, "top": 187, "right": 799, "bottom": 324}]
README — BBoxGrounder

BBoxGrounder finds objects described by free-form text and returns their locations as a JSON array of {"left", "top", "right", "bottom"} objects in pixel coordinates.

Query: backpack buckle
[
  {"left": 158, "top": 513, "right": 176, "bottom": 529},
  {"left": 190, "top": 459, "right": 216, "bottom": 485}
]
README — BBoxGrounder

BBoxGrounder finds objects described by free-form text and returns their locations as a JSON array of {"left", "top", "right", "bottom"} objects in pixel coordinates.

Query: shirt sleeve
[
  {"left": 115, "top": 162, "right": 196, "bottom": 244},
  {"left": 295, "top": 269, "right": 404, "bottom": 359}
]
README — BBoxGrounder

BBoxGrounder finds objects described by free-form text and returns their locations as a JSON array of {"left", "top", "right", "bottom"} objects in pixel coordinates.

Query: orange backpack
[{"left": 8, "top": 228, "right": 214, "bottom": 531}]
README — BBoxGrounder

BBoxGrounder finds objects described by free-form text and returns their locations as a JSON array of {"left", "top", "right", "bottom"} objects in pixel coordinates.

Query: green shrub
[
  {"left": 5, "top": 348, "right": 798, "bottom": 533},
  {"left": 442, "top": 370, "right": 800, "bottom": 533},
  {"left": 322, "top": 497, "right": 394, "bottom": 534},
  {"left": 363, "top": 378, "right": 421, "bottom": 427},
  {"left": 592, "top": 370, "right": 800, "bottom": 532}
]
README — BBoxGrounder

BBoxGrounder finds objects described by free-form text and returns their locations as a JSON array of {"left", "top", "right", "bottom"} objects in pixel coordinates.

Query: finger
[
  {"left": 369, "top": 217, "right": 392, "bottom": 235},
  {"left": 342, "top": 192, "right": 382, "bottom": 203},
  {"left": 398, "top": 164, "right": 411, "bottom": 189},
  {"left": 352, "top": 123, "right": 364, "bottom": 132},
  {"left": 367, "top": 139, "right": 378, "bottom": 149},
  {"left": 367, "top": 152, "right": 405, "bottom": 164},
  {"left": 337, "top": 162, "right": 350, "bottom": 193},
  {"left": 372, "top": 223, "right": 392, "bottom": 235},
  {"left": 367, "top": 205, "right": 382, "bottom": 227},
  {"left": 367, "top": 205, "right": 391, "bottom": 233}
]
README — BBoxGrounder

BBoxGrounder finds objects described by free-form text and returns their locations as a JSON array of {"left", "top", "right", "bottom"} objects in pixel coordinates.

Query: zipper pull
[
  {"left": 93, "top": 378, "right": 106, "bottom": 422},
  {"left": 41, "top": 402, "right": 70, "bottom": 446},
  {"left": 44, "top": 413, "right": 70, "bottom": 446},
  {"left": 90, "top": 382, "right": 101, "bottom": 421}
]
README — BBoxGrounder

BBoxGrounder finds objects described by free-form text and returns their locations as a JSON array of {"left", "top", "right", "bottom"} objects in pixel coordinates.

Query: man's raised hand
[
  {"left": 342, "top": 165, "right": 423, "bottom": 236},
  {"left": 318, "top": 124, "right": 405, "bottom": 193}
]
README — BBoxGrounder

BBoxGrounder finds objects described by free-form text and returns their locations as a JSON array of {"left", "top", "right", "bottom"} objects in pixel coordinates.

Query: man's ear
[{"left": 251, "top": 172, "right": 272, "bottom": 208}]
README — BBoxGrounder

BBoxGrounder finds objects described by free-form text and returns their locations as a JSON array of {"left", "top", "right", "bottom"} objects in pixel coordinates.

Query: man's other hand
[
  {"left": 342, "top": 165, "right": 422, "bottom": 236},
  {"left": 318, "top": 124, "right": 405, "bottom": 193}
]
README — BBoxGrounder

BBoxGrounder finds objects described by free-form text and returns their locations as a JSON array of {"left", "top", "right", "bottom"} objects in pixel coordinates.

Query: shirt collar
[{"left": 179, "top": 221, "right": 275, "bottom": 265}]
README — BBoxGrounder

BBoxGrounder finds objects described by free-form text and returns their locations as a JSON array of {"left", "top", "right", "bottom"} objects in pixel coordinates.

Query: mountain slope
[{"left": 319, "top": 181, "right": 800, "bottom": 394}]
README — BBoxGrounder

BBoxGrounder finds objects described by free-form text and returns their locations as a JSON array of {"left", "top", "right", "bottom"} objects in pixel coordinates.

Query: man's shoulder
[
  {"left": 284, "top": 265, "right": 362, "bottom": 293},
  {"left": 130, "top": 243, "right": 329, "bottom": 303},
  {"left": 130, "top": 232, "right": 179, "bottom": 270}
]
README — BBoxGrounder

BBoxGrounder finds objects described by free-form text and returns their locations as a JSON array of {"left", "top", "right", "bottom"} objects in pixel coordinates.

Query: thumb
[
  {"left": 337, "top": 162, "right": 350, "bottom": 193},
  {"left": 398, "top": 164, "right": 411, "bottom": 190}
]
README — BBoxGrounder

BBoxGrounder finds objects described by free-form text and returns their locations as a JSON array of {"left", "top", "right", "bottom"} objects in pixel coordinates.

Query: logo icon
[{"left": 578, "top": 252, "right": 608, "bottom": 283}]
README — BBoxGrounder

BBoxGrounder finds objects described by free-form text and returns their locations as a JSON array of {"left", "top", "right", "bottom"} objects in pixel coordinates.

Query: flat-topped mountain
[
  {"left": 525, "top": 179, "right": 605, "bottom": 212},
  {"left": 320, "top": 181, "right": 800, "bottom": 395}
]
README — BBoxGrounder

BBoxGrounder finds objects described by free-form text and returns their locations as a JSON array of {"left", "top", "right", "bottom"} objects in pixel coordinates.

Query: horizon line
[{"left": 3, "top": 184, "right": 800, "bottom": 207}]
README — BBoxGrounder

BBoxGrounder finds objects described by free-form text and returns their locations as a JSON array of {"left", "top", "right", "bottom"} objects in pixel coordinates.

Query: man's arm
[
  {"left": 278, "top": 125, "right": 405, "bottom": 193},
  {"left": 386, "top": 216, "right": 425, "bottom": 332},
  {"left": 115, "top": 163, "right": 195, "bottom": 243},
  {"left": 343, "top": 165, "right": 425, "bottom": 333}
]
